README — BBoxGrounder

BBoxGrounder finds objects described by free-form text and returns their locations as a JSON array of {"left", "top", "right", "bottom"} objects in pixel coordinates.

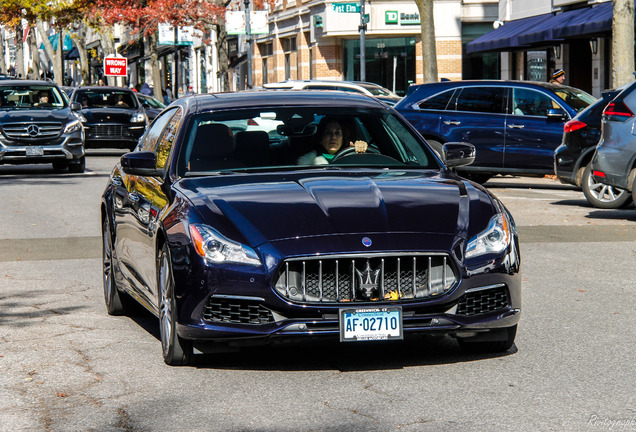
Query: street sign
[
  {"left": 332, "top": 2, "right": 360, "bottom": 13},
  {"left": 103, "top": 57, "right": 128, "bottom": 77}
]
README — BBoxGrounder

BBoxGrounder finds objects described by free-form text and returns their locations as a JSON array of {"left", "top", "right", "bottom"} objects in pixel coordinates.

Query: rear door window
[{"left": 454, "top": 87, "right": 506, "bottom": 114}]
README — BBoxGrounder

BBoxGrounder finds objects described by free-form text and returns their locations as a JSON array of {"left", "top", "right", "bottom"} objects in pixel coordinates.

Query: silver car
[{"left": 590, "top": 80, "right": 636, "bottom": 205}]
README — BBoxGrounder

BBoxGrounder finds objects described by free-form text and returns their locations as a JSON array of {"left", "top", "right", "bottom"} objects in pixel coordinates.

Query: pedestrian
[
  {"left": 140, "top": 82, "right": 153, "bottom": 96},
  {"left": 177, "top": 87, "right": 184, "bottom": 99},
  {"left": 162, "top": 89, "right": 171, "bottom": 105},
  {"left": 550, "top": 69, "right": 565, "bottom": 85},
  {"left": 98, "top": 78, "right": 104, "bottom": 86},
  {"left": 185, "top": 84, "right": 195, "bottom": 96}
]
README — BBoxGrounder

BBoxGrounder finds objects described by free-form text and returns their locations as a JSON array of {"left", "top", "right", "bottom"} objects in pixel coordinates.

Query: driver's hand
[{"left": 350, "top": 140, "right": 368, "bottom": 153}]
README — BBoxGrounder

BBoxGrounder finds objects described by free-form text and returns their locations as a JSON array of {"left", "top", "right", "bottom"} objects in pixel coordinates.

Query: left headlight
[
  {"left": 131, "top": 112, "right": 147, "bottom": 123},
  {"left": 465, "top": 213, "right": 512, "bottom": 259},
  {"left": 63, "top": 119, "right": 83, "bottom": 134},
  {"left": 189, "top": 224, "right": 261, "bottom": 266}
]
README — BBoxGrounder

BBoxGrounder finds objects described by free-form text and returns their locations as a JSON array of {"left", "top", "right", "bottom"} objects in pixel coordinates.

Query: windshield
[
  {"left": 553, "top": 87, "right": 597, "bottom": 112},
  {"left": 178, "top": 107, "right": 438, "bottom": 176},
  {"left": 73, "top": 89, "right": 139, "bottom": 109},
  {"left": 0, "top": 85, "right": 66, "bottom": 110},
  {"left": 138, "top": 95, "right": 165, "bottom": 109}
]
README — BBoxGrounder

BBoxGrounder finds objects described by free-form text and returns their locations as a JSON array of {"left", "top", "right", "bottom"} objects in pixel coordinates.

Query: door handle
[
  {"left": 507, "top": 124, "right": 525, "bottom": 129},
  {"left": 443, "top": 120, "right": 461, "bottom": 126}
]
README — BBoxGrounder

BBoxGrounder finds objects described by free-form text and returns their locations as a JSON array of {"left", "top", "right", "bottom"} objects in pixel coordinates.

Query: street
[{"left": 1, "top": 152, "right": 635, "bottom": 432}]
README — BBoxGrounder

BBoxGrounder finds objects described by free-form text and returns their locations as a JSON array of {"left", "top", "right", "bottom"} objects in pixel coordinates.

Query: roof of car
[
  {"left": 0, "top": 79, "right": 60, "bottom": 87},
  {"left": 76, "top": 86, "right": 135, "bottom": 92},
  {"left": 173, "top": 90, "right": 389, "bottom": 113}
]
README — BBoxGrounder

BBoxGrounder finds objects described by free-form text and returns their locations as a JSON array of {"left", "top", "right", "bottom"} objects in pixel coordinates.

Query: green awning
[{"left": 40, "top": 33, "right": 73, "bottom": 51}]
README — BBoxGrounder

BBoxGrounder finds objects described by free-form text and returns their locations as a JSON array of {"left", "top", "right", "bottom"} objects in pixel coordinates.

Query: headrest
[
  {"left": 192, "top": 123, "right": 234, "bottom": 158},
  {"left": 235, "top": 131, "right": 270, "bottom": 153}
]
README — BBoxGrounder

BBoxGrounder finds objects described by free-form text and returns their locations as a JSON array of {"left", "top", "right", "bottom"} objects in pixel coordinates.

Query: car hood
[
  {"left": 0, "top": 108, "right": 74, "bottom": 124},
  {"left": 80, "top": 108, "right": 138, "bottom": 123},
  {"left": 177, "top": 170, "right": 496, "bottom": 250}
]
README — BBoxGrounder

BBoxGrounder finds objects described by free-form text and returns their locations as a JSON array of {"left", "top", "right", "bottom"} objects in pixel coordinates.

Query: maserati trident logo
[
  {"left": 355, "top": 260, "right": 380, "bottom": 300},
  {"left": 362, "top": 236, "right": 372, "bottom": 247},
  {"left": 27, "top": 125, "right": 39, "bottom": 137}
]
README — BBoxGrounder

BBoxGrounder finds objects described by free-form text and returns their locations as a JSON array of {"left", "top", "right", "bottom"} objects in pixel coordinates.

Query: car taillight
[
  {"left": 603, "top": 101, "right": 634, "bottom": 122},
  {"left": 592, "top": 170, "right": 606, "bottom": 178},
  {"left": 563, "top": 120, "right": 587, "bottom": 133}
]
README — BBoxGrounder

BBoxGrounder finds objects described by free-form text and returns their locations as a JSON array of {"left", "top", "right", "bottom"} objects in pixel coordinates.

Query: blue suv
[{"left": 395, "top": 80, "right": 596, "bottom": 182}]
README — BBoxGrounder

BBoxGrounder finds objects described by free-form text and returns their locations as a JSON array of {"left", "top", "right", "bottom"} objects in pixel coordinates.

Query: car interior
[{"left": 179, "top": 108, "right": 435, "bottom": 175}]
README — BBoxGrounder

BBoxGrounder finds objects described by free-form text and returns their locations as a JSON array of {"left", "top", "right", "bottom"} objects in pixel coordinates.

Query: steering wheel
[{"left": 331, "top": 145, "right": 381, "bottom": 162}]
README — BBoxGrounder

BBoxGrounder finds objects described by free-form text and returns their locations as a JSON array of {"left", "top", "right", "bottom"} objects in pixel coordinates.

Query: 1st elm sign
[{"left": 103, "top": 56, "right": 128, "bottom": 76}]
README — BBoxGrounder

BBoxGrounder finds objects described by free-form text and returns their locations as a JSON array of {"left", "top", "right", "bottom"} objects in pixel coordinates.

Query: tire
[
  {"left": 158, "top": 243, "right": 193, "bottom": 366},
  {"left": 68, "top": 156, "right": 86, "bottom": 174},
  {"left": 581, "top": 164, "right": 632, "bottom": 209},
  {"left": 458, "top": 325, "right": 517, "bottom": 354},
  {"left": 426, "top": 139, "right": 445, "bottom": 162},
  {"left": 102, "top": 218, "right": 129, "bottom": 315}
]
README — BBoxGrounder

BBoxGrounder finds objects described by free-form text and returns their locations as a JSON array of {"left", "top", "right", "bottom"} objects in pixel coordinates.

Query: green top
[{"left": 322, "top": 153, "right": 335, "bottom": 162}]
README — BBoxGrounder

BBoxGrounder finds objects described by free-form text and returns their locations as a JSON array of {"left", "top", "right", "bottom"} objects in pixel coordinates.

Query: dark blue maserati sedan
[{"left": 101, "top": 90, "right": 521, "bottom": 365}]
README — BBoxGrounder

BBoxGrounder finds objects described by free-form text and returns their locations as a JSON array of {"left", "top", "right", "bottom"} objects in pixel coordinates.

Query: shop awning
[
  {"left": 518, "top": 2, "right": 613, "bottom": 45},
  {"left": 553, "top": 1, "right": 613, "bottom": 39},
  {"left": 466, "top": 14, "right": 551, "bottom": 54}
]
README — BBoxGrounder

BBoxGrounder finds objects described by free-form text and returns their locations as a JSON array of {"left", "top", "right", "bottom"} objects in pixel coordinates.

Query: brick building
[{"left": 232, "top": 0, "right": 499, "bottom": 95}]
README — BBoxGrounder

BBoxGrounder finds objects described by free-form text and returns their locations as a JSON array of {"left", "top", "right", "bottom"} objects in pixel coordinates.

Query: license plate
[
  {"left": 26, "top": 146, "right": 43, "bottom": 156},
  {"left": 339, "top": 307, "right": 403, "bottom": 342}
]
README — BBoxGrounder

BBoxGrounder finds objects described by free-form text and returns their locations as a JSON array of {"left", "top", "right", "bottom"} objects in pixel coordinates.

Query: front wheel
[
  {"left": 581, "top": 164, "right": 632, "bottom": 209},
  {"left": 158, "top": 244, "right": 193, "bottom": 366},
  {"left": 102, "top": 218, "right": 129, "bottom": 315},
  {"left": 68, "top": 156, "right": 86, "bottom": 174}
]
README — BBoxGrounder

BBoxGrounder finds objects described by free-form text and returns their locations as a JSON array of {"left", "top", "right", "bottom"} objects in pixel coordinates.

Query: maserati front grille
[
  {"left": 274, "top": 253, "right": 458, "bottom": 304},
  {"left": 203, "top": 298, "right": 275, "bottom": 325}
]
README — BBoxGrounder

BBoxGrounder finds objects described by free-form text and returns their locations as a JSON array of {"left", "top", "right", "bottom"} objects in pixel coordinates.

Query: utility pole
[
  {"left": 244, "top": 0, "right": 252, "bottom": 88},
  {"left": 359, "top": 0, "right": 366, "bottom": 81}
]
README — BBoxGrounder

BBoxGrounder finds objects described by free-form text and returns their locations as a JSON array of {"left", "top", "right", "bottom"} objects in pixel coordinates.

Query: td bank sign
[{"left": 386, "top": 11, "right": 420, "bottom": 25}]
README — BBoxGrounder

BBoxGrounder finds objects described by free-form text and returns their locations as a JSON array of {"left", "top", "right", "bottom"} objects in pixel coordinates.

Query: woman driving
[{"left": 297, "top": 117, "right": 368, "bottom": 165}]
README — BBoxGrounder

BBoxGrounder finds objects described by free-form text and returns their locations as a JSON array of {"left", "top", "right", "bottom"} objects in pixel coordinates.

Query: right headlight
[{"left": 465, "top": 213, "right": 512, "bottom": 259}]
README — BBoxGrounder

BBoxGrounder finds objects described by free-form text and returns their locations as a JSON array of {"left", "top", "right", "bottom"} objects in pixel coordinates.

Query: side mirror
[
  {"left": 443, "top": 142, "right": 475, "bottom": 167},
  {"left": 547, "top": 108, "right": 567, "bottom": 120},
  {"left": 70, "top": 102, "right": 82, "bottom": 111},
  {"left": 120, "top": 151, "right": 162, "bottom": 177}
]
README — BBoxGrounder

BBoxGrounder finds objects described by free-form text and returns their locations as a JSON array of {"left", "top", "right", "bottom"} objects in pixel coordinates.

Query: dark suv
[
  {"left": 590, "top": 80, "right": 636, "bottom": 205},
  {"left": 0, "top": 80, "right": 85, "bottom": 172},
  {"left": 395, "top": 80, "right": 596, "bottom": 182}
]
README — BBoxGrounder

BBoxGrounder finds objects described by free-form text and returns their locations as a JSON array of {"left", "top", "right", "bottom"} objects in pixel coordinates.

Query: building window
[
  {"left": 462, "top": 23, "right": 500, "bottom": 80},
  {"left": 282, "top": 37, "right": 296, "bottom": 80},
  {"left": 262, "top": 58, "right": 269, "bottom": 84}
]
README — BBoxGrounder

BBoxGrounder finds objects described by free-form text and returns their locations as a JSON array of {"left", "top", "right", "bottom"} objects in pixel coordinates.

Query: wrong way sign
[{"left": 103, "top": 56, "right": 128, "bottom": 76}]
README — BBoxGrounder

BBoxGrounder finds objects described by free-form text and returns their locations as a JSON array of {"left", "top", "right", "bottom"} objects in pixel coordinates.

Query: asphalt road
[{"left": 1, "top": 153, "right": 635, "bottom": 432}]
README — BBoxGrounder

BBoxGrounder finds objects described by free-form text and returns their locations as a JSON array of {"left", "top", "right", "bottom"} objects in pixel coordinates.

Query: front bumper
[
  {"left": 0, "top": 135, "right": 84, "bottom": 165},
  {"left": 83, "top": 123, "right": 145, "bottom": 148}
]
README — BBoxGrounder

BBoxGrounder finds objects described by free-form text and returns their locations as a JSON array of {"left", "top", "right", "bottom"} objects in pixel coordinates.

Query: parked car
[
  {"left": 135, "top": 92, "right": 166, "bottom": 121},
  {"left": 71, "top": 86, "right": 148, "bottom": 150},
  {"left": 101, "top": 90, "right": 521, "bottom": 365},
  {"left": 395, "top": 80, "right": 596, "bottom": 183},
  {"left": 0, "top": 80, "right": 85, "bottom": 172},
  {"left": 590, "top": 80, "right": 636, "bottom": 205},
  {"left": 554, "top": 89, "right": 632, "bottom": 208},
  {"left": 263, "top": 80, "right": 402, "bottom": 106}
]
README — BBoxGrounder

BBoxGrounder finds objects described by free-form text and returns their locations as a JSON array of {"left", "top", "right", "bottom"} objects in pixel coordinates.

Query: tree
[
  {"left": 98, "top": 0, "right": 226, "bottom": 98},
  {"left": 611, "top": 0, "right": 634, "bottom": 88},
  {"left": 414, "top": 0, "right": 437, "bottom": 83}
]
